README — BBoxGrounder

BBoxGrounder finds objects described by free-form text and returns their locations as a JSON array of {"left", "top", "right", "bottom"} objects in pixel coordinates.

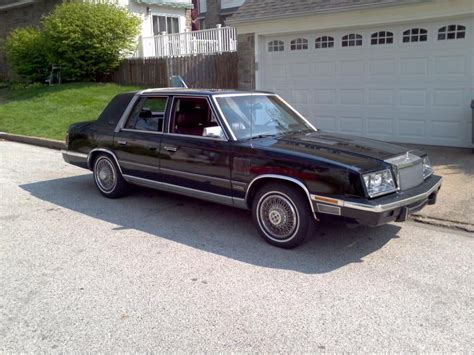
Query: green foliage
[
  {"left": 4, "top": 2, "right": 140, "bottom": 82},
  {"left": 42, "top": 2, "right": 141, "bottom": 81},
  {"left": 5, "top": 28, "right": 49, "bottom": 82}
]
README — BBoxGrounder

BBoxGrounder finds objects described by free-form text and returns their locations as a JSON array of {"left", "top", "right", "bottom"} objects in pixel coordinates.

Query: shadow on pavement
[{"left": 20, "top": 174, "right": 401, "bottom": 274}]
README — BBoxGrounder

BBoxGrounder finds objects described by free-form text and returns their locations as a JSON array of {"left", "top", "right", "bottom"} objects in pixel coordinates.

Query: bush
[
  {"left": 42, "top": 2, "right": 141, "bottom": 81},
  {"left": 5, "top": 28, "right": 49, "bottom": 83}
]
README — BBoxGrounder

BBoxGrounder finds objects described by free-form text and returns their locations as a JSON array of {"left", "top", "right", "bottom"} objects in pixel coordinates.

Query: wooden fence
[{"left": 113, "top": 52, "right": 239, "bottom": 89}]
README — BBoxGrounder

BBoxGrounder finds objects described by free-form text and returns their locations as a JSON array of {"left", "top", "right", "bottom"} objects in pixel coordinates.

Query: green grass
[{"left": 0, "top": 82, "right": 143, "bottom": 140}]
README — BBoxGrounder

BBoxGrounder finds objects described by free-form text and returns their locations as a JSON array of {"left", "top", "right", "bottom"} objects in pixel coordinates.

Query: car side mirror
[
  {"left": 139, "top": 109, "right": 152, "bottom": 118},
  {"left": 203, "top": 126, "right": 224, "bottom": 139}
]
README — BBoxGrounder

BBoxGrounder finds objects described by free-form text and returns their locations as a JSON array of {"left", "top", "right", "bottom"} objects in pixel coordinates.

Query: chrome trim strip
[
  {"left": 122, "top": 174, "right": 247, "bottom": 208},
  {"left": 87, "top": 148, "right": 123, "bottom": 174},
  {"left": 160, "top": 167, "right": 231, "bottom": 183},
  {"left": 61, "top": 150, "right": 88, "bottom": 159},
  {"left": 340, "top": 177, "right": 442, "bottom": 213},
  {"left": 120, "top": 128, "right": 164, "bottom": 135},
  {"left": 245, "top": 174, "right": 316, "bottom": 215}
]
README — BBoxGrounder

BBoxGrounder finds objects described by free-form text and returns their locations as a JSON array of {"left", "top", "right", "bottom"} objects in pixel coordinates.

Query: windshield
[{"left": 215, "top": 95, "right": 315, "bottom": 140}]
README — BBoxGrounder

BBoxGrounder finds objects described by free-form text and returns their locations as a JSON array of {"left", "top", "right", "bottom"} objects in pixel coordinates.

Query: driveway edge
[{"left": 0, "top": 132, "right": 65, "bottom": 150}]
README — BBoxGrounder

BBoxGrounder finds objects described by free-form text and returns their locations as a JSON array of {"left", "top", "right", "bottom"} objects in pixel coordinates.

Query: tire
[
  {"left": 252, "top": 182, "right": 314, "bottom": 249},
  {"left": 92, "top": 153, "right": 129, "bottom": 198}
]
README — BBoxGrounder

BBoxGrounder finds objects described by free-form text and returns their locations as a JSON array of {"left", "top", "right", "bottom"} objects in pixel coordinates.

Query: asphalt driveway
[{"left": 1, "top": 141, "right": 473, "bottom": 352}]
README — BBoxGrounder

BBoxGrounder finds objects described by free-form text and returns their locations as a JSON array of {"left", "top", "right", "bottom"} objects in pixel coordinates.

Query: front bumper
[{"left": 311, "top": 175, "right": 442, "bottom": 227}]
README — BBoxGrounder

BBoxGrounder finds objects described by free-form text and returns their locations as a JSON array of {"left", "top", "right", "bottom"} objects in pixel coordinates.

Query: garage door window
[
  {"left": 403, "top": 28, "right": 428, "bottom": 43},
  {"left": 342, "top": 34, "right": 362, "bottom": 47},
  {"left": 315, "top": 36, "right": 334, "bottom": 49},
  {"left": 268, "top": 40, "right": 284, "bottom": 52},
  {"left": 371, "top": 31, "right": 394, "bottom": 45},
  {"left": 438, "top": 25, "right": 466, "bottom": 40},
  {"left": 290, "top": 38, "right": 308, "bottom": 50}
]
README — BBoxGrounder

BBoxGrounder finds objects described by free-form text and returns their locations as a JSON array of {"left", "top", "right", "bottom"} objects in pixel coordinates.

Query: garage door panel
[
  {"left": 340, "top": 117, "right": 365, "bottom": 135},
  {"left": 398, "top": 119, "right": 426, "bottom": 138},
  {"left": 433, "top": 55, "right": 467, "bottom": 75},
  {"left": 260, "top": 18, "right": 473, "bottom": 147},
  {"left": 340, "top": 89, "right": 364, "bottom": 105},
  {"left": 368, "top": 89, "right": 395, "bottom": 106},
  {"left": 367, "top": 118, "right": 395, "bottom": 136},
  {"left": 400, "top": 57, "right": 429, "bottom": 75}
]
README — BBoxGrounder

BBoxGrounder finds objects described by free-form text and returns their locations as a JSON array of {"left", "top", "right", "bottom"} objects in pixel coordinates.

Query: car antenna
[{"left": 250, "top": 59, "right": 255, "bottom": 147}]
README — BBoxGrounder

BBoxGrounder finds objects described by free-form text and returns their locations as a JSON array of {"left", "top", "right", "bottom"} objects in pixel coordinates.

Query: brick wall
[
  {"left": 0, "top": 0, "right": 60, "bottom": 81},
  {"left": 237, "top": 33, "right": 255, "bottom": 91}
]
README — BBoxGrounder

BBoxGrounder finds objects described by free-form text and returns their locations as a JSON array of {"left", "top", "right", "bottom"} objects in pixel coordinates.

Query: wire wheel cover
[
  {"left": 259, "top": 193, "right": 298, "bottom": 240},
  {"left": 95, "top": 158, "right": 116, "bottom": 192}
]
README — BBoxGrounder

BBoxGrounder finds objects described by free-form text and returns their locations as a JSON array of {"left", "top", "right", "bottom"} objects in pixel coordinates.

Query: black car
[{"left": 62, "top": 89, "right": 442, "bottom": 248}]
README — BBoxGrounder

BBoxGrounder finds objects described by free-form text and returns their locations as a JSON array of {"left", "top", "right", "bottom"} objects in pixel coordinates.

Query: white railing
[{"left": 135, "top": 25, "right": 237, "bottom": 58}]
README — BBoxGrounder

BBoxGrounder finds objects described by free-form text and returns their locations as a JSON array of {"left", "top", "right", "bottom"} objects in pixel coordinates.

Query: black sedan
[{"left": 62, "top": 89, "right": 442, "bottom": 248}]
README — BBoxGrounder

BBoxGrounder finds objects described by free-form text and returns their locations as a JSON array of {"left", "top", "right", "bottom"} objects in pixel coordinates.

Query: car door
[
  {"left": 113, "top": 95, "right": 168, "bottom": 181},
  {"left": 160, "top": 95, "right": 233, "bottom": 199}
]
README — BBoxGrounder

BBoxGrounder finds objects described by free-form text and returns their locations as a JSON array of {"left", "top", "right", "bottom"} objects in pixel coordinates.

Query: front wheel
[
  {"left": 93, "top": 153, "right": 129, "bottom": 198},
  {"left": 252, "top": 182, "right": 314, "bottom": 248}
]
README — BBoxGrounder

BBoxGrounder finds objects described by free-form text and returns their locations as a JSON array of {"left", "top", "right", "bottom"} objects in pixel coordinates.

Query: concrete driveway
[{"left": 1, "top": 141, "right": 473, "bottom": 352}]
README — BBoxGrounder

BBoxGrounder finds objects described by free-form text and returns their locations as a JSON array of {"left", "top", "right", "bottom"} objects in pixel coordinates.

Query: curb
[{"left": 0, "top": 132, "right": 65, "bottom": 150}]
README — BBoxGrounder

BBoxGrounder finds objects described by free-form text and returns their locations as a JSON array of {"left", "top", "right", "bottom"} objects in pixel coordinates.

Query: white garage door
[{"left": 259, "top": 18, "right": 474, "bottom": 148}]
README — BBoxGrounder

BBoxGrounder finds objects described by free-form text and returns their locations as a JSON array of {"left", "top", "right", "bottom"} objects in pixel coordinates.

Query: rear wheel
[
  {"left": 93, "top": 154, "right": 128, "bottom": 198},
  {"left": 252, "top": 182, "right": 314, "bottom": 248}
]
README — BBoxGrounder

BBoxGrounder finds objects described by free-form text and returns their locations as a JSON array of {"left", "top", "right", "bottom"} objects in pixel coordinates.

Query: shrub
[
  {"left": 5, "top": 28, "right": 49, "bottom": 83},
  {"left": 42, "top": 2, "right": 141, "bottom": 81}
]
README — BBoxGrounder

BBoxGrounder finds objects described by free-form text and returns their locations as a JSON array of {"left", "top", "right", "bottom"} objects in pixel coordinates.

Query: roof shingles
[{"left": 228, "top": 0, "right": 425, "bottom": 23}]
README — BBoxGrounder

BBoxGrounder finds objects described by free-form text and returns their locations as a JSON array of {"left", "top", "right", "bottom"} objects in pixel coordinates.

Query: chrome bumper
[{"left": 311, "top": 175, "right": 442, "bottom": 214}]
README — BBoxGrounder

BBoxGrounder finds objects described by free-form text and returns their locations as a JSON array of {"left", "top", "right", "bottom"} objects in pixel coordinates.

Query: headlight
[
  {"left": 363, "top": 169, "right": 396, "bottom": 198},
  {"left": 422, "top": 156, "right": 433, "bottom": 179}
]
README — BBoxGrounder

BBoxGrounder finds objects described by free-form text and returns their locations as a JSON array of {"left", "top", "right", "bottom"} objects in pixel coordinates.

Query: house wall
[
  {"left": 237, "top": 33, "right": 255, "bottom": 90},
  {"left": 232, "top": 0, "right": 474, "bottom": 35},
  {"left": 120, "top": 1, "right": 190, "bottom": 37},
  {"left": 0, "top": 0, "right": 61, "bottom": 81}
]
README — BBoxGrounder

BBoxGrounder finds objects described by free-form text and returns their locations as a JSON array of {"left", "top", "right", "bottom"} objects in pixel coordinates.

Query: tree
[
  {"left": 43, "top": 2, "right": 140, "bottom": 81},
  {"left": 5, "top": 28, "right": 49, "bottom": 82}
]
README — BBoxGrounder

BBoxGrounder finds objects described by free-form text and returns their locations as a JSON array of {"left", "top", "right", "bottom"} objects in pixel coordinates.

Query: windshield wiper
[{"left": 248, "top": 133, "right": 277, "bottom": 140}]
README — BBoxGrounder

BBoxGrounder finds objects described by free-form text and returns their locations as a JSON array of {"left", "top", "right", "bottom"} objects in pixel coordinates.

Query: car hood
[{"left": 253, "top": 131, "right": 411, "bottom": 171}]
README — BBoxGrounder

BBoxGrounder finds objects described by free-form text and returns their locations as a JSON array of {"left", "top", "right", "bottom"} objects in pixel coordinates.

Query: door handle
[
  {"left": 117, "top": 140, "right": 127, "bottom": 146},
  {"left": 164, "top": 145, "right": 177, "bottom": 152},
  {"left": 149, "top": 146, "right": 158, "bottom": 151}
]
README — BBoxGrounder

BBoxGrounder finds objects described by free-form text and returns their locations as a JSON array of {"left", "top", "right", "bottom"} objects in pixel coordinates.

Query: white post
[{"left": 216, "top": 24, "right": 222, "bottom": 53}]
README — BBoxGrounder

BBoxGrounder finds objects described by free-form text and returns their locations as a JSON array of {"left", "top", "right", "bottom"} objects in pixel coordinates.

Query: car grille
[{"left": 385, "top": 153, "right": 424, "bottom": 191}]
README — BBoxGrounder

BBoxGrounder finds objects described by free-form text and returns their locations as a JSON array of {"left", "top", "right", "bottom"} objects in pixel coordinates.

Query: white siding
[{"left": 221, "top": 0, "right": 245, "bottom": 9}]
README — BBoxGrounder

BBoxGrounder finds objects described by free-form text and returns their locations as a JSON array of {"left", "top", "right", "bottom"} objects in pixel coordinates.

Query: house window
[
  {"left": 315, "top": 36, "right": 334, "bottom": 49},
  {"left": 371, "top": 31, "right": 394, "bottom": 45},
  {"left": 268, "top": 40, "right": 284, "bottom": 52},
  {"left": 438, "top": 25, "right": 466, "bottom": 40},
  {"left": 290, "top": 38, "right": 308, "bottom": 50},
  {"left": 342, "top": 34, "right": 362, "bottom": 47},
  {"left": 403, "top": 28, "right": 428, "bottom": 43},
  {"left": 153, "top": 15, "right": 180, "bottom": 35}
]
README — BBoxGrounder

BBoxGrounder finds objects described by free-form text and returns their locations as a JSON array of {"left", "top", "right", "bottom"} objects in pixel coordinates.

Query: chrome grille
[{"left": 385, "top": 153, "right": 424, "bottom": 191}]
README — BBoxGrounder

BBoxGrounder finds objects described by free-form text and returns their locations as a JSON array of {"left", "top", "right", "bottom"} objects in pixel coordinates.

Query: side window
[
  {"left": 438, "top": 25, "right": 466, "bottom": 40},
  {"left": 342, "top": 34, "right": 363, "bottom": 47},
  {"left": 403, "top": 28, "right": 428, "bottom": 42},
  {"left": 371, "top": 31, "right": 394, "bottom": 45},
  {"left": 170, "top": 97, "right": 222, "bottom": 138},
  {"left": 315, "top": 36, "right": 334, "bottom": 49},
  {"left": 124, "top": 97, "right": 167, "bottom": 132},
  {"left": 268, "top": 40, "right": 284, "bottom": 52},
  {"left": 290, "top": 38, "right": 308, "bottom": 50}
]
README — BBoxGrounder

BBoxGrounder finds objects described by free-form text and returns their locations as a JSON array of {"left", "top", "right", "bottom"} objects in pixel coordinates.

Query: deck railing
[{"left": 134, "top": 25, "right": 237, "bottom": 58}]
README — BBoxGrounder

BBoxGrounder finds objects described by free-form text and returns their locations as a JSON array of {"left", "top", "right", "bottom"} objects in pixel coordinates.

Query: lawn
[{"left": 0, "top": 82, "right": 142, "bottom": 140}]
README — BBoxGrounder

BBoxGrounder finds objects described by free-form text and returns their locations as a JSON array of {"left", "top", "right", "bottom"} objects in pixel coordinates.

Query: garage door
[{"left": 259, "top": 18, "right": 473, "bottom": 148}]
